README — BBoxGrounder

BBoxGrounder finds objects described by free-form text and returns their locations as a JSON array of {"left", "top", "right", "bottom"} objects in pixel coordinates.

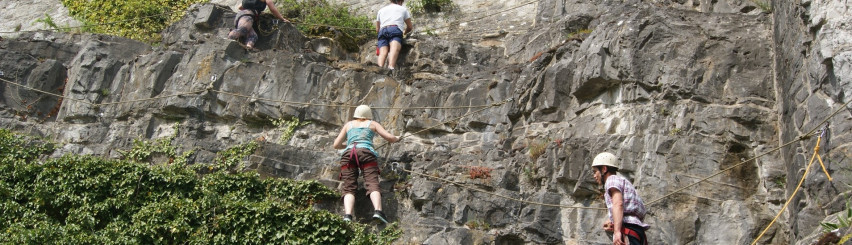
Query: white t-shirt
[{"left": 376, "top": 4, "right": 411, "bottom": 33}]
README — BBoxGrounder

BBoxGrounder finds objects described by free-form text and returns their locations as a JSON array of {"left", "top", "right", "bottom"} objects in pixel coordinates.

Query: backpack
[{"left": 242, "top": 0, "right": 265, "bottom": 12}]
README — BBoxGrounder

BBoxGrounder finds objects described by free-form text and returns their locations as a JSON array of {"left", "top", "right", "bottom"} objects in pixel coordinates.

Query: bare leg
[
  {"left": 369, "top": 191, "right": 382, "bottom": 211},
  {"left": 387, "top": 41, "right": 402, "bottom": 69},
  {"left": 343, "top": 193, "right": 355, "bottom": 215},
  {"left": 377, "top": 46, "right": 390, "bottom": 68}
]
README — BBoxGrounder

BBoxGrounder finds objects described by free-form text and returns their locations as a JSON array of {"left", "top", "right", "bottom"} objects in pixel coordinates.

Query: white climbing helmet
[
  {"left": 591, "top": 152, "right": 619, "bottom": 169},
  {"left": 353, "top": 105, "right": 372, "bottom": 119}
]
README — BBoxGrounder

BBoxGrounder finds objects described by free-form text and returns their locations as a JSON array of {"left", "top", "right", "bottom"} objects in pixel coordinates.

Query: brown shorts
[{"left": 339, "top": 148, "right": 380, "bottom": 196}]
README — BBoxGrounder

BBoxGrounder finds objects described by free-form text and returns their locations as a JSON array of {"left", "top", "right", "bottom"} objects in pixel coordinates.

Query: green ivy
[
  {"left": 271, "top": 117, "right": 311, "bottom": 144},
  {"left": 0, "top": 129, "right": 402, "bottom": 244},
  {"left": 118, "top": 124, "right": 191, "bottom": 165},
  {"left": 211, "top": 140, "right": 260, "bottom": 172},
  {"left": 60, "top": 0, "right": 210, "bottom": 42},
  {"left": 0, "top": 129, "right": 54, "bottom": 164}
]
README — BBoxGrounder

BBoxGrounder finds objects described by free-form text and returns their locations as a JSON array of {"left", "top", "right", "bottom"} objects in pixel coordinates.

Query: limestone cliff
[{"left": 0, "top": 0, "right": 850, "bottom": 244}]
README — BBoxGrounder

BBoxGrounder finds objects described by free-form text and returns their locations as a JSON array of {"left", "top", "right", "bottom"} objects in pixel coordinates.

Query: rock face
[
  {"left": 774, "top": 0, "right": 852, "bottom": 244},
  {"left": 0, "top": 0, "right": 850, "bottom": 244}
]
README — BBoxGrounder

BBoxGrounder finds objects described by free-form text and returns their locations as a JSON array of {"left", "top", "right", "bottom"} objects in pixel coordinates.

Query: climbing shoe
[
  {"left": 343, "top": 214, "right": 353, "bottom": 222},
  {"left": 372, "top": 210, "right": 389, "bottom": 224}
]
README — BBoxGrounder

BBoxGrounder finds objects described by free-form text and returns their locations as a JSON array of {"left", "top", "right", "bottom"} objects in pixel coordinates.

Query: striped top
[{"left": 604, "top": 175, "right": 650, "bottom": 229}]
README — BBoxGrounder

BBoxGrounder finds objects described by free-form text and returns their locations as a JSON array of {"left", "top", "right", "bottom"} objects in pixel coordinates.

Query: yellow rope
[
  {"left": 645, "top": 138, "right": 805, "bottom": 206},
  {"left": 750, "top": 135, "right": 830, "bottom": 245},
  {"left": 647, "top": 98, "right": 852, "bottom": 206}
]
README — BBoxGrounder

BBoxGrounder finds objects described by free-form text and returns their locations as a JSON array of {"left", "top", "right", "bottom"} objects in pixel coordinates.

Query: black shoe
[
  {"left": 372, "top": 210, "right": 389, "bottom": 224},
  {"left": 343, "top": 214, "right": 353, "bottom": 222}
]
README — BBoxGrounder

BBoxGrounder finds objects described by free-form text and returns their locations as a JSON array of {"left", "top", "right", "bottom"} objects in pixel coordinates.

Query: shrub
[
  {"left": 528, "top": 139, "right": 548, "bottom": 162},
  {"left": 276, "top": 0, "right": 373, "bottom": 49},
  {"left": 0, "top": 129, "right": 402, "bottom": 244},
  {"left": 406, "top": 0, "right": 454, "bottom": 14},
  {"left": 61, "top": 0, "right": 210, "bottom": 42}
]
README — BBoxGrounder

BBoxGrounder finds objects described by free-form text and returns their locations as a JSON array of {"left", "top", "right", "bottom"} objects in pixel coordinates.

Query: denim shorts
[{"left": 377, "top": 26, "right": 404, "bottom": 48}]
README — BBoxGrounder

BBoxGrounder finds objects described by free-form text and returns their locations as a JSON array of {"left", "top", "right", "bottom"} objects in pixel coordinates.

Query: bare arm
[
  {"left": 238, "top": 4, "right": 244, "bottom": 10},
  {"left": 265, "top": 0, "right": 290, "bottom": 22},
  {"left": 375, "top": 21, "right": 381, "bottom": 33},
  {"left": 372, "top": 123, "right": 399, "bottom": 143},
  {"left": 332, "top": 123, "right": 348, "bottom": 149},
  {"left": 609, "top": 188, "right": 626, "bottom": 245},
  {"left": 404, "top": 18, "right": 413, "bottom": 36}
]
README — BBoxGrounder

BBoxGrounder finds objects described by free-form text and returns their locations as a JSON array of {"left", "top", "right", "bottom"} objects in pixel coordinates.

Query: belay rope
[{"left": 751, "top": 126, "right": 833, "bottom": 245}]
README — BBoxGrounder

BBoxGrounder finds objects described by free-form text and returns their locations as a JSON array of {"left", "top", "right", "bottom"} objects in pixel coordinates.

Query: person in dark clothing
[{"left": 228, "top": 0, "right": 289, "bottom": 49}]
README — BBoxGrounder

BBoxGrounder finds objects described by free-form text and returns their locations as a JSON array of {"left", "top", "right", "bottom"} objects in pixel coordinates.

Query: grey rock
[{"left": 1, "top": 0, "right": 851, "bottom": 244}]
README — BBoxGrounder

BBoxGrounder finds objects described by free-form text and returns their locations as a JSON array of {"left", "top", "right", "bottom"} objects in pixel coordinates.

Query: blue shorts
[{"left": 377, "top": 26, "right": 404, "bottom": 48}]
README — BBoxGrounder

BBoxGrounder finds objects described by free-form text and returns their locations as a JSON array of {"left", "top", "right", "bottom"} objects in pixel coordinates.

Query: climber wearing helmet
[
  {"left": 375, "top": 0, "right": 414, "bottom": 70},
  {"left": 592, "top": 152, "right": 650, "bottom": 245},
  {"left": 228, "top": 0, "right": 290, "bottom": 49},
  {"left": 332, "top": 105, "right": 400, "bottom": 223}
]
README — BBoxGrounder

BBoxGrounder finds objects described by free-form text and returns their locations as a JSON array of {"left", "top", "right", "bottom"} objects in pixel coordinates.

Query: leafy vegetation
[
  {"left": 276, "top": 0, "right": 374, "bottom": 49},
  {"left": 527, "top": 138, "right": 548, "bottom": 162},
  {"left": 120, "top": 134, "right": 179, "bottom": 164},
  {"left": 750, "top": 0, "right": 772, "bottom": 13},
  {"left": 565, "top": 29, "right": 592, "bottom": 40},
  {"left": 0, "top": 128, "right": 401, "bottom": 244},
  {"left": 210, "top": 140, "right": 260, "bottom": 172},
  {"left": 271, "top": 117, "right": 311, "bottom": 144},
  {"left": 61, "top": 0, "right": 210, "bottom": 42},
  {"left": 33, "top": 14, "right": 75, "bottom": 33},
  {"left": 821, "top": 200, "right": 852, "bottom": 232},
  {"left": 464, "top": 219, "right": 490, "bottom": 230},
  {"left": 406, "top": 0, "right": 454, "bottom": 14},
  {"left": 59, "top": 0, "right": 375, "bottom": 49}
]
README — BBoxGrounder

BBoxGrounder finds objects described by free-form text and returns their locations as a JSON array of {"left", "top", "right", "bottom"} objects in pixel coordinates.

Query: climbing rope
[
  {"left": 647, "top": 99, "right": 851, "bottom": 207},
  {"left": 96, "top": 89, "right": 207, "bottom": 106},
  {"left": 371, "top": 96, "right": 605, "bottom": 210},
  {"left": 750, "top": 127, "right": 833, "bottom": 245},
  {"left": 391, "top": 162, "right": 606, "bottom": 210},
  {"left": 256, "top": 18, "right": 282, "bottom": 37},
  {"left": 0, "top": 77, "right": 96, "bottom": 106},
  {"left": 374, "top": 98, "right": 513, "bottom": 150},
  {"left": 0, "top": 75, "right": 516, "bottom": 112},
  {"left": 0, "top": 76, "right": 207, "bottom": 108},
  {"left": 210, "top": 88, "right": 505, "bottom": 110}
]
